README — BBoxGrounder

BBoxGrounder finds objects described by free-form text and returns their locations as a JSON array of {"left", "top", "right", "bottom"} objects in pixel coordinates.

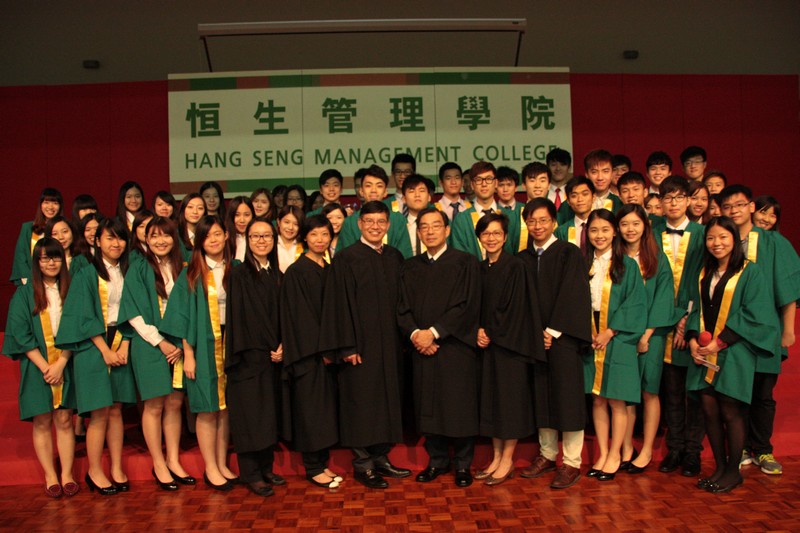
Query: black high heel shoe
[
  {"left": 85, "top": 473, "right": 117, "bottom": 496},
  {"left": 153, "top": 469, "right": 179, "bottom": 491},
  {"left": 168, "top": 467, "right": 196, "bottom": 486},
  {"left": 111, "top": 477, "right": 130, "bottom": 492},
  {"left": 204, "top": 473, "right": 233, "bottom": 492}
]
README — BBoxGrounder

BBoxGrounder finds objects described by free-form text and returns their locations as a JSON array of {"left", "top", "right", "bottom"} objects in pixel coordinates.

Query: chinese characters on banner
[{"left": 168, "top": 68, "right": 572, "bottom": 195}]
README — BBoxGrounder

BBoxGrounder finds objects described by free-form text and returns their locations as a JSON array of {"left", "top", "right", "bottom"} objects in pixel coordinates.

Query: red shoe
[
  {"left": 45, "top": 484, "right": 63, "bottom": 498},
  {"left": 62, "top": 482, "right": 80, "bottom": 497}
]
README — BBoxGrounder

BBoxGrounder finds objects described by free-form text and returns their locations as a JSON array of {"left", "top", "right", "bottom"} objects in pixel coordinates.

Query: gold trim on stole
[
  {"left": 158, "top": 295, "right": 184, "bottom": 389},
  {"left": 39, "top": 307, "right": 64, "bottom": 409},
  {"left": 662, "top": 231, "right": 691, "bottom": 364},
  {"left": 518, "top": 212, "right": 529, "bottom": 252},
  {"left": 206, "top": 270, "right": 227, "bottom": 410},
  {"left": 98, "top": 277, "right": 123, "bottom": 352},
  {"left": 698, "top": 265, "right": 745, "bottom": 383},
  {"left": 747, "top": 232, "right": 758, "bottom": 263},
  {"left": 568, "top": 226, "right": 577, "bottom": 246},
  {"left": 30, "top": 232, "right": 43, "bottom": 255},
  {"left": 590, "top": 267, "right": 614, "bottom": 395},
  {"left": 294, "top": 243, "right": 304, "bottom": 260}
]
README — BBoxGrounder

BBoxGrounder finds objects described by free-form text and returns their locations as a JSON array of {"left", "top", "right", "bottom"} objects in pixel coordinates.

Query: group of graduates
[{"left": 4, "top": 147, "right": 798, "bottom": 500}]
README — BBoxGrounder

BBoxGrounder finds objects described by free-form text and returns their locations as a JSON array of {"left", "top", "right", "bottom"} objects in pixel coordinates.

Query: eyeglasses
[
  {"left": 472, "top": 177, "right": 497, "bottom": 185},
  {"left": 480, "top": 231, "right": 504, "bottom": 239},
  {"left": 360, "top": 218, "right": 388, "bottom": 227},
  {"left": 418, "top": 223, "right": 445, "bottom": 232},
  {"left": 721, "top": 201, "right": 751, "bottom": 211},
  {"left": 393, "top": 169, "right": 414, "bottom": 176},
  {"left": 683, "top": 158, "right": 706, "bottom": 166},
  {"left": 661, "top": 195, "right": 687, "bottom": 204},
  {"left": 249, "top": 234, "right": 274, "bottom": 241},
  {"left": 526, "top": 217, "right": 553, "bottom": 227},
  {"left": 39, "top": 256, "right": 63, "bottom": 264}
]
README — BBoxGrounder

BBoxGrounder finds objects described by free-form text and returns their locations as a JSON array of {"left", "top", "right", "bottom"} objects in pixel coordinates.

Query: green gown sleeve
[
  {"left": 10, "top": 222, "right": 34, "bottom": 285},
  {"left": 159, "top": 270, "right": 194, "bottom": 346},
  {"left": 607, "top": 256, "right": 648, "bottom": 344},
  {"left": 647, "top": 253, "right": 683, "bottom": 332},
  {"left": 55, "top": 266, "right": 106, "bottom": 351},
  {"left": 768, "top": 232, "right": 800, "bottom": 308},
  {"left": 2, "top": 285, "right": 37, "bottom": 359},
  {"left": 388, "top": 211, "right": 413, "bottom": 259}
]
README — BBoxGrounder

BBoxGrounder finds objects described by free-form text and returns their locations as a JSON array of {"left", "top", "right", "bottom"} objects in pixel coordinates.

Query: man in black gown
[
  {"left": 519, "top": 198, "right": 592, "bottom": 489},
  {"left": 319, "top": 201, "right": 410, "bottom": 489},
  {"left": 397, "top": 208, "right": 481, "bottom": 487}
]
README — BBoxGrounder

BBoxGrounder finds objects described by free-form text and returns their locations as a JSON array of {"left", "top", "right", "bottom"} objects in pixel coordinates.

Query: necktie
[
  {"left": 665, "top": 228, "right": 684, "bottom": 236},
  {"left": 451, "top": 202, "right": 460, "bottom": 220},
  {"left": 554, "top": 188, "right": 562, "bottom": 210},
  {"left": 375, "top": 245, "right": 383, "bottom": 255},
  {"left": 482, "top": 209, "right": 492, "bottom": 216},
  {"left": 402, "top": 202, "right": 409, "bottom": 217},
  {"left": 580, "top": 222, "right": 587, "bottom": 254},
  {"left": 536, "top": 247, "right": 544, "bottom": 273},
  {"left": 503, "top": 205, "right": 512, "bottom": 211}
]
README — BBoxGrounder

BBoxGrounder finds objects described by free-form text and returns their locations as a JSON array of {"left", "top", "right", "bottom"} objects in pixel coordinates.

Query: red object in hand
[{"left": 698, "top": 331, "right": 713, "bottom": 347}]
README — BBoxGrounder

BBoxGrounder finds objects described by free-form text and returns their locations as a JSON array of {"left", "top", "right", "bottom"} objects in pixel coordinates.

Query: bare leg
[
  {"left": 632, "top": 392, "right": 660, "bottom": 468},
  {"left": 592, "top": 395, "right": 610, "bottom": 471},
  {"left": 32, "top": 412, "right": 58, "bottom": 487},
  {"left": 86, "top": 406, "right": 111, "bottom": 486},
  {"left": 164, "top": 391, "right": 189, "bottom": 477},
  {"left": 215, "top": 409, "right": 236, "bottom": 479},
  {"left": 482, "top": 438, "right": 503, "bottom": 473},
  {"left": 53, "top": 409, "right": 76, "bottom": 485},
  {"left": 603, "top": 399, "right": 628, "bottom": 474},
  {"left": 196, "top": 411, "right": 226, "bottom": 485},
  {"left": 106, "top": 403, "right": 127, "bottom": 482},
  {"left": 492, "top": 439, "right": 518, "bottom": 478},
  {"left": 622, "top": 405, "right": 636, "bottom": 461},
  {"left": 143, "top": 396, "right": 172, "bottom": 482}
]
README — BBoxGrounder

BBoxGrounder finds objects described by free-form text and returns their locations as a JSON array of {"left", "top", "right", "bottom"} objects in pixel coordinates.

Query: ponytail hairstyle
[
  {"left": 92, "top": 218, "right": 130, "bottom": 280},
  {"left": 615, "top": 204, "right": 659, "bottom": 280},
  {"left": 31, "top": 238, "right": 70, "bottom": 315},
  {"left": 585, "top": 208, "right": 626, "bottom": 284},
  {"left": 144, "top": 217, "right": 184, "bottom": 300},
  {"left": 186, "top": 215, "right": 229, "bottom": 293}
]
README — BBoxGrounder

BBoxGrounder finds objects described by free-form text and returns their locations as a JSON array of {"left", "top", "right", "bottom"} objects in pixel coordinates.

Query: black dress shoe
[
  {"left": 707, "top": 476, "right": 743, "bottom": 494},
  {"left": 681, "top": 453, "right": 701, "bottom": 477},
  {"left": 355, "top": 469, "right": 388, "bottom": 489},
  {"left": 619, "top": 449, "right": 637, "bottom": 471},
  {"left": 152, "top": 469, "right": 179, "bottom": 491},
  {"left": 204, "top": 473, "right": 233, "bottom": 492},
  {"left": 455, "top": 469, "right": 473, "bottom": 487},
  {"left": 626, "top": 462, "right": 649, "bottom": 475},
  {"left": 247, "top": 481, "right": 275, "bottom": 497},
  {"left": 84, "top": 473, "right": 117, "bottom": 496},
  {"left": 111, "top": 477, "right": 130, "bottom": 492},
  {"left": 658, "top": 450, "right": 683, "bottom": 473},
  {"left": 586, "top": 468, "right": 602, "bottom": 478},
  {"left": 168, "top": 468, "right": 196, "bottom": 485},
  {"left": 416, "top": 466, "right": 450, "bottom": 483},
  {"left": 697, "top": 477, "right": 714, "bottom": 489},
  {"left": 597, "top": 470, "right": 617, "bottom": 481},
  {"left": 263, "top": 472, "right": 286, "bottom": 486},
  {"left": 375, "top": 462, "right": 411, "bottom": 479}
]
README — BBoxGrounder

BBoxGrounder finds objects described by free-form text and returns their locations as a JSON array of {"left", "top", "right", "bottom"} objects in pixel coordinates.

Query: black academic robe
[
  {"left": 225, "top": 261, "right": 283, "bottom": 453},
  {"left": 520, "top": 240, "right": 592, "bottom": 431},
  {"left": 280, "top": 255, "right": 338, "bottom": 453},
  {"left": 397, "top": 247, "right": 482, "bottom": 438},
  {"left": 319, "top": 241, "right": 404, "bottom": 448},
  {"left": 479, "top": 252, "right": 544, "bottom": 439}
]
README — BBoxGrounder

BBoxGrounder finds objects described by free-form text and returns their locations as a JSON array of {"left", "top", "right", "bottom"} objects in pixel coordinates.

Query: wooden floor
[{"left": 1, "top": 458, "right": 799, "bottom": 532}]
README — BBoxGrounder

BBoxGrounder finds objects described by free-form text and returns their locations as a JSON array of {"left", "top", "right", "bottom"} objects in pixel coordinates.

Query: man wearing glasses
[
  {"left": 387, "top": 154, "right": 416, "bottom": 215},
  {"left": 680, "top": 146, "right": 708, "bottom": 182}
]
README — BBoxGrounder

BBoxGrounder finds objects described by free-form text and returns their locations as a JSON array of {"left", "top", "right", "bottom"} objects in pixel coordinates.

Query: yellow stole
[
  {"left": 206, "top": 270, "right": 227, "bottom": 410},
  {"left": 590, "top": 265, "right": 614, "bottom": 395},
  {"left": 698, "top": 264, "right": 746, "bottom": 383},
  {"left": 294, "top": 243, "right": 304, "bottom": 260},
  {"left": 662, "top": 230, "right": 691, "bottom": 363},
  {"left": 602, "top": 198, "right": 614, "bottom": 211},
  {"left": 746, "top": 232, "right": 758, "bottom": 263},
  {"left": 323, "top": 250, "right": 331, "bottom": 264},
  {"left": 157, "top": 293, "right": 185, "bottom": 389},
  {"left": 39, "top": 307, "right": 64, "bottom": 409},
  {"left": 98, "top": 277, "right": 123, "bottom": 352},
  {"left": 30, "top": 231, "right": 43, "bottom": 255},
  {"left": 567, "top": 226, "right": 577, "bottom": 246},
  {"left": 517, "top": 212, "right": 529, "bottom": 253},
  {"left": 471, "top": 208, "right": 503, "bottom": 258},
  {"left": 391, "top": 200, "right": 400, "bottom": 212}
]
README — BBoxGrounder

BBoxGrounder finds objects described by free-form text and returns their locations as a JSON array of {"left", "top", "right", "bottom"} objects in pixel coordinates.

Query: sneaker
[
  {"left": 739, "top": 450, "right": 754, "bottom": 468},
  {"left": 753, "top": 453, "right": 782, "bottom": 475}
]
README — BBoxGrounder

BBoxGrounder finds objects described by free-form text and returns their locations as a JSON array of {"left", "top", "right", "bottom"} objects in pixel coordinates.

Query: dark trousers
[
  {"left": 352, "top": 443, "right": 392, "bottom": 473},
  {"left": 747, "top": 372, "right": 778, "bottom": 455},
  {"left": 424, "top": 435, "right": 475, "bottom": 470},
  {"left": 302, "top": 448, "right": 331, "bottom": 477},
  {"left": 662, "top": 363, "right": 705, "bottom": 455},
  {"left": 237, "top": 447, "right": 275, "bottom": 483}
]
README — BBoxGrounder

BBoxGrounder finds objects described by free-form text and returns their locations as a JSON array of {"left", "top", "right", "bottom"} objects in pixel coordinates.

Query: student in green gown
[
  {"left": 160, "top": 215, "right": 239, "bottom": 490},
  {"left": 116, "top": 181, "right": 145, "bottom": 232},
  {"left": 583, "top": 209, "right": 647, "bottom": 481},
  {"left": 322, "top": 203, "right": 347, "bottom": 261},
  {"left": 129, "top": 210, "right": 154, "bottom": 267},
  {"left": 119, "top": 217, "right": 193, "bottom": 491},
  {"left": 753, "top": 195, "right": 780, "bottom": 232},
  {"left": 11, "top": 187, "right": 64, "bottom": 286},
  {"left": 2, "top": 239, "right": 79, "bottom": 498},
  {"left": 57, "top": 218, "right": 136, "bottom": 496},
  {"left": 45, "top": 215, "right": 89, "bottom": 276},
  {"left": 75, "top": 212, "right": 103, "bottom": 260},
  {"left": 178, "top": 193, "right": 206, "bottom": 261},
  {"left": 686, "top": 217, "right": 779, "bottom": 493},
  {"left": 616, "top": 205, "right": 681, "bottom": 473},
  {"left": 71, "top": 194, "right": 98, "bottom": 227}
]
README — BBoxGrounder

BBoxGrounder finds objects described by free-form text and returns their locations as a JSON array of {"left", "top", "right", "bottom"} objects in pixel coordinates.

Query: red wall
[{"left": 1, "top": 75, "right": 799, "bottom": 325}]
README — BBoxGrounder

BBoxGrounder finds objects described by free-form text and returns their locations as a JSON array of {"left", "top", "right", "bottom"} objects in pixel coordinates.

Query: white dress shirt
[
  {"left": 590, "top": 249, "right": 612, "bottom": 312},
  {"left": 44, "top": 281, "right": 63, "bottom": 335},
  {"left": 104, "top": 259, "right": 124, "bottom": 325},
  {"left": 206, "top": 256, "right": 226, "bottom": 325},
  {"left": 128, "top": 261, "right": 174, "bottom": 347}
]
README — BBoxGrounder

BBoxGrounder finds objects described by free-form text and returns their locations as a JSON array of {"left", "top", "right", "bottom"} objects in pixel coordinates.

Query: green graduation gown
[
  {"left": 68, "top": 253, "right": 90, "bottom": 277},
  {"left": 118, "top": 258, "right": 180, "bottom": 401},
  {"left": 10, "top": 221, "right": 40, "bottom": 285},
  {"left": 2, "top": 283, "right": 77, "bottom": 420},
  {"left": 448, "top": 206, "right": 517, "bottom": 260},
  {"left": 336, "top": 208, "right": 413, "bottom": 259},
  {"left": 56, "top": 265, "right": 137, "bottom": 415},
  {"left": 556, "top": 193, "right": 623, "bottom": 225},
  {"left": 584, "top": 255, "right": 647, "bottom": 403}
]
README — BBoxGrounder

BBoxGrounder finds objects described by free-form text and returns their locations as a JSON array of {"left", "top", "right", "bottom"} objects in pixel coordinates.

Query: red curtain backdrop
[{"left": 1, "top": 74, "right": 798, "bottom": 325}]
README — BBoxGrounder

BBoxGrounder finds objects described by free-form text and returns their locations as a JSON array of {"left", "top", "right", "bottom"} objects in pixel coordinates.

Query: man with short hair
[
  {"left": 617, "top": 172, "right": 648, "bottom": 206},
  {"left": 646, "top": 151, "right": 673, "bottom": 194},
  {"left": 496, "top": 166, "right": 521, "bottom": 214},
  {"left": 337, "top": 165, "right": 413, "bottom": 258},
  {"left": 703, "top": 171, "right": 727, "bottom": 195},
  {"left": 718, "top": 184, "right": 800, "bottom": 476},
  {"left": 307, "top": 168, "right": 346, "bottom": 217},
  {"left": 435, "top": 162, "right": 471, "bottom": 221},
  {"left": 611, "top": 154, "right": 632, "bottom": 195},
  {"left": 680, "top": 146, "right": 707, "bottom": 182},
  {"left": 522, "top": 162, "right": 551, "bottom": 202},
  {"left": 554, "top": 176, "right": 595, "bottom": 252},
  {"left": 556, "top": 150, "right": 622, "bottom": 223},
  {"left": 401, "top": 174, "right": 435, "bottom": 256},
  {"left": 319, "top": 200, "right": 410, "bottom": 490},
  {"left": 520, "top": 198, "right": 592, "bottom": 489},
  {"left": 397, "top": 207, "right": 481, "bottom": 488},
  {"left": 546, "top": 148, "right": 572, "bottom": 208},
  {"left": 388, "top": 153, "right": 416, "bottom": 215}
]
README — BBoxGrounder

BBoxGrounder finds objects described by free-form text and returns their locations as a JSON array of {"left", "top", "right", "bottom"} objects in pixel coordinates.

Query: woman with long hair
[
  {"left": 250, "top": 187, "right": 276, "bottom": 222},
  {"left": 321, "top": 203, "right": 347, "bottom": 260},
  {"left": 129, "top": 209, "right": 155, "bottom": 266},
  {"left": 686, "top": 216, "right": 778, "bottom": 493},
  {"left": 275, "top": 205, "right": 305, "bottom": 273},
  {"left": 152, "top": 190, "right": 178, "bottom": 221},
  {"left": 687, "top": 181, "right": 710, "bottom": 224},
  {"left": 11, "top": 187, "right": 63, "bottom": 285},
  {"left": 118, "top": 217, "right": 193, "bottom": 491},
  {"left": 271, "top": 185, "right": 288, "bottom": 211},
  {"left": 200, "top": 181, "right": 225, "bottom": 219},
  {"left": 116, "top": 181, "right": 145, "bottom": 231},
  {"left": 224, "top": 196, "right": 254, "bottom": 262},
  {"left": 583, "top": 209, "right": 646, "bottom": 481},
  {"left": 616, "top": 204, "right": 681, "bottom": 473},
  {"left": 753, "top": 195, "right": 781, "bottom": 232},
  {"left": 281, "top": 215, "right": 342, "bottom": 488},
  {"left": 57, "top": 218, "right": 137, "bottom": 496},
  {"left": 45, "top": 215, "right": 89, "bottom": 275},
  {"left": 160, "top": 215, "right": 238, "bottom": 490},
  {"left": 3, "top": 238, "right": 78, "bottom": 498},
  {"left": 71, "top": 194, "right": 98, "bottom": 226},
  {"left": 178, "top": 192, "right": 206, "bottom": 260},
  {"left": 74, "top": 212, "right": 104, "bottom": 259}
]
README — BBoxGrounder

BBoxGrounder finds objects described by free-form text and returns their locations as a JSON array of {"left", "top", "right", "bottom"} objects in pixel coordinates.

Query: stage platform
[{"left": 1, "top": 326, "right": 798, "bottom": 487}]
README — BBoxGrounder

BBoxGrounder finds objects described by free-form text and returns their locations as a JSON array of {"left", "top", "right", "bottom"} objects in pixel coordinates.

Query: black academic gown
[
  {"left": 479, "top": 252, "right": 545, "bottom": 440},
  {"left": 520, "top": 240, "right": 592, "bottom": 432},
  {"left": 319, "top": 241, "right": 404, "bottom": 448},
  {"left": 225, "top": 261, "right": 283, "bottom": 454},
  {"left": 397, "top": 247, "right": 481, "bottom": 438},
  {"left": 280, "top": 255, "right": 338, "bottom": 453}
]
